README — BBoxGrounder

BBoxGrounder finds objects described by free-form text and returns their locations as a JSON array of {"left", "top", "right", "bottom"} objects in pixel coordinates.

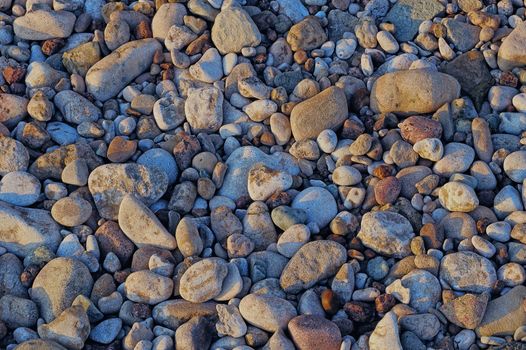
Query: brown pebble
[
  {"left": 398, "top": 116, "right": 443, "bottom": 145},
  {"left": 135, "top": 20, "right": 152, "bottom": 39},
  {"left": 41, "top": 38, "right": 65, "bottom": 55},
  {"left": 373, "top": 164, "right": 393, "bottom": 179},
  {"left": 321, "top": 289, "right": 341, "bottom": 315},
  {"left": 343, "top": 301, "right": 375, "bottom": 323},
  {"left": 2, "top": 66, "right": 25, "bottom": 84},
  {"left": 420, "top": 223, "right": 444, "bottom": 250},
  {"left": 107, "top": 136, "right": 137, "bottom": 162},
  {"left": 374, "top": 176, "right": 401, "bottom": 205},
  {"left": 375, "top": 293, "right": 396, "bottom": 313}
]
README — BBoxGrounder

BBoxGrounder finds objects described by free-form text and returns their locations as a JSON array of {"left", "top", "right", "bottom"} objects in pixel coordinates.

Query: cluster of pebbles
[{"left": 2, "top": 0, "right": 526, "bottom": 349}]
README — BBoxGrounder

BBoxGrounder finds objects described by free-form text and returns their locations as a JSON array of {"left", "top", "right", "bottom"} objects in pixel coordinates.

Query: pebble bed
[{"left": 0, "top": 0, "right": 526, "bottom": 349}]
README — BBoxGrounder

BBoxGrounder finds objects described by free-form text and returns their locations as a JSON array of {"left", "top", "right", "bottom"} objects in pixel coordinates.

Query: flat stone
[
  {"left": 51, "top": 197, "right": 92, "bottom": 227},
  {"left": 443, "top": 51, "right": 494, "bottom": 110},
  {"left": 399, "top": 313, "right": 440, "bottom": 340},
  {"left": 383, "top": 0, "right": 445, "bottom": 42},
  {"left": 327, "top": 10, "right": 359, "bottom": 41},
  {"left": 124, "top": 270, "right": 174, "bottom": 304},
  {"left": 88, "top": 163, "right": 168, "bottom": 220},
  {"left": 498, "top": 21, "right": 526, "bottom": 71},
  {"left": 211, "top": 6, "right": 261, "bottom": 54},
  {"left": 152, "top": 300, "right": 217, "bottom": 330},
  {"left": 86, "top": 39, "right": 162, "bottom": 101},
  {"left": 14, "top": 9, "right": 75, "bottom": 40},
  {"left": 357, "top": 211, "right": 415, "bottom": 258},
  {"left": 370, "top": 69, "right": 460, "bottom": 115},
  {"left": 239, "top": 294, "right": 297, "bottom": 332},
  {"left": 89, "top": 318, "right": 122, "bottom": 344},
  {"left": 443, "top": 19, "right": 480, "bottom": 52},
  {"left": 62, "top": 42, "right": 101, "bottom": 77},
  {"left": 0, "top": 201, "right": 61, "bottom": 257},
  {"left": 290, "top": 86, "right": 348, "bottom": 141},
  {"left": 0, "top": 171, "right": 40, "bottom": 206},
  {"left": 433, "top": 142, "right": 475, "bottom": 177},
  {"left": 440, "top": 252, "right": 497, "bottom": 293},
  {"left": 288, "top": 315, "right": 342, "bottom": 350},
  {"left": 31, "top": 257, "right": 93, "bottom": 322},
  {"left": 476, "top": 286, "right": 526, "bottom": 337}
]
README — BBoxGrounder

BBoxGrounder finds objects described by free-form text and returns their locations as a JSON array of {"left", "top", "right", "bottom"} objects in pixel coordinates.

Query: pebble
[
  {"left": 125, "top": 271, "right": 174, "bottom": 305},
  {"left": 0, "top": 171, "right": 41, "bottom": 206},
  {"left": 438, "top": 181, "right": 479, "bottom": 212},
  {"left": 440, "top": 252, "right": 497, "bottom": 293},
  {"left": 238, "top": 294, "right": 297, "bottom": 332},
  {"left": 291, "top": 187, "right": 337, "bottom": 228},
  {"left": 280, "top": 240, "right": 346, "bottom": 293},
  {"left": 211, "top": 6, "right": 261, "bottom": 54},
  {"left": 14, "top": 9, "right": 76, "bottom": 40},
  {"left": 185, "top": 87, "right": 224, "bottom": 133},
  {"left": 370, "top": 69, "right": 460, "bottom": 115},
  {"left": 357, "top": 211, "right": 415, "bottom": 258},
  {"left": 179, "top": 258, "right": 228, "bottom": 303},
  {"left": 504, "top": 151, "right": 526, "bottom": 182},
  {"left": 288, "top": 315, "right": 342, "bottom": 350}
]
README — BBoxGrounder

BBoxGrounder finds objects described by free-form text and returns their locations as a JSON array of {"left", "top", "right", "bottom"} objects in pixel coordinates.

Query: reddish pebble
[{"left": 374, "top": 176, "right": 401, "bottom": 205}]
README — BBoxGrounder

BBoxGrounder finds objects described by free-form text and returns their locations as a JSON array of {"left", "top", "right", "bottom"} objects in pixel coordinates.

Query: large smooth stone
[
  {"left": 370, "top": 69, "right": 460, "bottom": 115},
  {"left": 86, "top": 39, "right": 162, "bottom": 101}
]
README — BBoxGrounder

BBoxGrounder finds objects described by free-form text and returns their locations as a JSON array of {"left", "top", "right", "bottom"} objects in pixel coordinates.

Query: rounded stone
[
  {"left": 291, "top": 187, "right": 337, "bottom": 228},
  {"left": 179, "top": 258, "right": 229, "bottom": 303},
  {"left": 440, "top": 252, "right": 497, "bottom": 293},
  {"left": 504, "top": 151, "right": 526, "bottom": 183},
  {"left": 0, "top": 171, "right": 41, "bottom": 206},
  {"left": 438, "top": 182, "right": 479, "bottom": 212},
  {"left": 51, "top": 197, "right": 92, "bottom": 227},
  {"left": 288, "top": 315, "right": 342, "bottom": 350},
  {"left": 238, "top": 294, "right": 297, "bottom": 332}
]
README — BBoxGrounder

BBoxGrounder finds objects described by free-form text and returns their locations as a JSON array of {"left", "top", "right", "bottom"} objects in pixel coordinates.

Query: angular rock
[
  {"left": 476, "top": 286, "right": 526, "bottom": 336},
  {"left": 369, "top": 311, "right": 403, "bottom": 350},
  {"left": 443, "top": 50, "right": 493, "bottom": 110},
  {"left": 185, "top": 87, "right": 223, "bottom": 133},
  {"left": 383, "top": 0, "right": 445, "bottom": 42},
  {"left": 280, "top": 241, "right": 346, "bottom": 293},
  {"left": 439, "top": 292, "right": 489, "bottom": 330},
  {"left": 38, "top": 305, "right": 90, "bottom": 350}
]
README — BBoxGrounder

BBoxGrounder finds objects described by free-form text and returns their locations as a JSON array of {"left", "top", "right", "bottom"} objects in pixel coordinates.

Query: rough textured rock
[
  {"left": 498, "top": 21, "right": 526, "bottom": 71},
  {"left": 357, "top": 211, "right": 415, "bottom": 258},
  {"left": 280, "top": 241, "right": 347, "bottom": 293},
  {"left": 440, "top": 252, "right": 497, "bottom": 293},
  {"left": 383, "top": 0, "right": 445, "bottom": 41},
  {"left": 211, "top": 6, "right": 261, "bottom": 54},
  {"left": 13, "top": 9, "right": 75, "bottom": 40},
  {"left": 88, "top": 163, "right": 168, "bottom": 220}
]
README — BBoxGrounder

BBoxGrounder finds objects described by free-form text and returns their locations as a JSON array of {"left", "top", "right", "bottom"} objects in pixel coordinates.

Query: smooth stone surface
[
  {"left": 239, "top": 294, "right": 297, "bottom": 332},
  {"left": 31, "top": 257, "right": 93, "bottom": 322},
  {"left": 0, "top": 171, "right": 41, "bottom": 206},
  {"left": 179, "top": 258, "right": 229, "bottom": 303},
  {"left": 86, "top": 39, "right": 162, "bottom": 101},
  {"left": 14, "top": 9, "right": 75, "bottom": 40},
  {"left": 369, "top": 311, "right": 402, "bottom": 350},
  {"left": 211, "top": 6, "right": 261, "bottom": 54},
  {"left": 438, "top": 181, "right": 479, "bottom": 212},
  {"left": 504, "top": 151, "right": 526, "bottom": 183},
  {"left": 0, "top": 201, "right": 61, "bottom": 257},
  {"left": 357, "top": 211, "right": 415, "bottom": 258},
  {"left": 498, "top": 21, "right": 526, "bottom": 71},
  {"left": 0, "top": 137, "right": 29, "bottom": 176},
  {"left": 291, "top": 187, "right": 337, "bottom": 228},
  {"left": 290, "top": 86, "right": 348, "bottom": 141},
  {"left": 124, "top": 271, "right": 174, "bottom": 304},
  {"left": 118, "top": 194, "right": 176, "bottom": 250},
  {"left": 370, "top": 69, "right": 460, "bottom": 115},
  {"left": 288, "top": 315, "right": 342, "bottom": 350}
]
